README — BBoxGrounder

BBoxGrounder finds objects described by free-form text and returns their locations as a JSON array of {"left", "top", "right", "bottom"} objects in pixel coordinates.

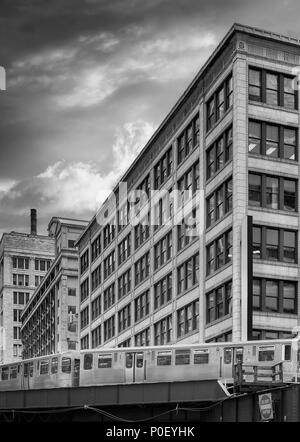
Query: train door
[
  {"left": 222, "top": 348, "right": 234, "bottom": 378},
  {"left": 73, "top": 359, "right": 80, "bottom": 387},
  {"left": 125, "top": 352, "right": 145, "bottom": 383},
  {"left": 23, "top": 363, "right": 30, "bottom": 390}
]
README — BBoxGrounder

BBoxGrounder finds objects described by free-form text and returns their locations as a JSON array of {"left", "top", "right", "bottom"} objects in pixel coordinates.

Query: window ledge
[
  {"left": 205, "top": 106, "right": 232, "bottom": 138},
  {"left": 205, "top": 313, "right": 232, "bottom": 329},
  {"left": 248, "top": 206, "right": 298, "bottom": 217},
  {"left": 206, "top": 211, "right": 232, "bottom": 233},
  {"left": 248, "top": 153, "right": 298, "bottom": 165},
  {"left": 249, "top": 100, "right": 298, "bottom": 114},
  {"left": 177, "top": 283, "right": 199, "bottom": 300},
  {"left": 254, "top": 310, "right": 297, "bottom": 319},
  {"left": 206, "top": 262, "right": 232, "bottom": 281},
  {"left": 253, "top": 258, "right": 298, "bottom": 267}
]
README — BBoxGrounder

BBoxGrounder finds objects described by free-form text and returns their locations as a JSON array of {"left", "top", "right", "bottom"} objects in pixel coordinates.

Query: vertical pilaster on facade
[
  {"left": 198, "top": 100, "right": 206, "bottom": 342},
  {"left": 232, "top": 55, "right": 248, "bottom": 341}
]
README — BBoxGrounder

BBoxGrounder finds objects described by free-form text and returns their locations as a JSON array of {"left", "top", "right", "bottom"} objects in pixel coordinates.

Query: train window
[
  {"left": 98, "top": 354, "right": 112, "bottom": 368},
  {"left": 1, "top": 367, "right": 8, "bottom": 381},
  {"left": 62, "top": 358, "right": 71, "bottom": 373},
  {"left": 194, "top": 349, "right": 209, "bottom": 364},
  {"left": 175, "top": 350, "right": 190, "bottom": 365},
  {"left": 40, "top": 360, "right": 49, "bottom": 375},
  {"left": 284, "top": 345, "right": 291, "bottom": 361},
  {"left": 136, "top": 353, "right": 144, "bottom": 368},
  {"left": 258, "top": 346, "right": 275, "bottom": 362},
  {"left": 51, "top": 357, "right": 58, "bottom": 374},
  {"left": 224, "top": 348, "right": 232, "bottom": 364},
  {"left": 235, "top": 348, "right": 243, "bottom": 364},
  {"left": 24, "top": 363, "right": 28, "bottom": 378},
  {"left": 29, "top": 362, "right": 34, "bottom": 377},
  {"left": 157, "top": 351, "right": 172, "bottom": 366},
  {"left": 126, "top": 353, "right": 133, "bottom": 368},
  {"left": 10, "top": 366, "right": 18, "bottom": 379},
  {"left": 84, "top": 354, "right": 93, "bottom": 370}
]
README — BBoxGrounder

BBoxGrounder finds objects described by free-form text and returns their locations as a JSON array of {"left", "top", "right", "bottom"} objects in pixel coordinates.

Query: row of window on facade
[
  {"left": 12, "top": 257, "right": 51, "bottom": 271},
  {"left": 81, "top": 299, "right": 199, "bottom": 348}
]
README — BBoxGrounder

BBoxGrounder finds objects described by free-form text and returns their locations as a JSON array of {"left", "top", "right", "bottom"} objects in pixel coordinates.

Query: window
[
  {"left": 177, "top": 300, "right": 199, "bottom": 338},
  {"left": 40, "top": 360, "right": 49, "bottom": 375},
  {"left": 91, "top": 264, "right": 101, "bottom": 291},
  {"left": 13, "top": 292, "right": 29, "bottom": 305},
  {"left": 80, "top": 249, "right": 89, "bottom": 274},
  {"left": 152, "top": 192, "right": 172, "bottom": 230},
  {"left": 154, "top": 273, "right": 172, "bottom": 309},
  {"left": 135, "top": 328, "right": 150, "bottom": 346},
  {"left": 249, "top": 68, "right": 261, "bottom": 101},
  {"left": 91, "top": 325, "right": 101, "bottom": 348},
  {"left": 178, "top": 208, "right": 197, "bottom": 250},
  {"left": 177, "top": 115, "right": 199, "bottom": 164},
  {"left": 118, "top": 202, "right": 129, "bottom": 232},
  {"left": 258, "top": 346, "right": 275, "bottom": 362},
  {"left": 206, "top": 280, "right": 232, "bottom": 324},
  {"left": 80, "top": 278, "right": 89, "bottom": 303},
  {"left": 84, "top": 354, "right": 93, "bottom": 370},
  {"left": 13, "top": 256, "right": 29, "bottom": 270},
  {"left": 206, "top": 125, "right": 233, "bottom": 180},
  {"left": 134, "top": 290, "right": 149, "bottom": 322},
  {"left": 68, "top": 240, "right": 76, "bottom": 249},
  {"left": 253, "top": 278, "right": 297, "bottom": 314},
  {"left": 91, "top": 234, "right": 101, "bottom": 261},
  {"left": 177, "top": 253, "right": 199, "bottom": 294},
  {"left": 206, "top": 229, "right": 232, "bottom": 276},
  {"left": 154, "top": 231, "right": 172, "bottom": 270},
  {"left": 103, "top": 220, "right": 116, "bottom": 249},
  {"left": 154, "top": 315, "right": 172, "bottom": 345},
  {"left": 13, "top": 274, "right": 29, "bottom": 287},
  {"left": 248, "top": 67, "right": 297, "bottom": 110},
  {"left": 136, "top": 174, "right": 150, "bottom": 207},
  {"left": 98, "top": 354, "right": 112, "bottom": 368},
  {"left": 207, "top": 74, "right": 233, "bottom": 131},
  {"left": 249, "top": 173, "right": 297, "bottom": 212},
  {"left": 118, "top": 304, "right": 131, "bottom": 332},
  {"left": 177, "top": 161, "right": 199, "bottom": 206},
  {"left": 51, "top": 357, "right": 58, "bottom": 374},
  {"left": 13, "top": 326, "right": 20, "bottom": 340},
  {"left": 13, "top": 309, "right": 22, "bottom": 322},
  {"left": 91, "top": 295, "right": 101, "bottom": 320},
  {"left": 118, "top": 269, "right": 131, "bottom": 299},
  {"left": 134, "top": 212, "right": 150, "bottom": 249},
  {"left": 35, "top": 259, "right": 51, "bottom": 272},
  {"left": 194, "top": 349, "right": 209, "bottom": 364},
  {"left": 62, "top": 358, "right": 71, "bottom": 373},
  {"left": 103, "top": 250, "right": 115, "bottom": 280},
  {"left": 118, "top": 234, "right": 131, "bottom": 265},
  {"left": 206, "top": 178, "right": 232, "bottom": 227},
  {"left": 252, "top": 226, "right": 297, "bottom": 263},
  {"left": 81, "top": 335, "right": 89, "bottom": 350},
  {"left": 248, "top": 120, "right": 297, "bottom": 160},
  {"left": 104, "top": 315, "right": 115, "bottom": 342},
  {"left": 103, "top": 283, "right": 115, "bottom": 311},
  {"left": 154, "top": 147, "right": 173, "bottom": 187},
  {"left": 157, "top": 351, "right": 172, "bottom": 366},
  {"left": 134, "top": 252, "right": 150, "bottom": 286},
  {"left": 118, "top": 339, "right": 131, "bottom": 348},
  {"left": 80, "top": 307, "right": 89, "bottom": 329}
]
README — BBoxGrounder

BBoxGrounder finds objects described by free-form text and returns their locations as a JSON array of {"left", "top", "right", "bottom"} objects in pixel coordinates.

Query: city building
[
  {"left": 77, "top": 23, "right": 300, "bottom": 350},
  {"left": 0, "top": 210, "right": 55, "bottom": 363},
  {"left": 21, "top": 217, "right": 89, "bottom": 359}
]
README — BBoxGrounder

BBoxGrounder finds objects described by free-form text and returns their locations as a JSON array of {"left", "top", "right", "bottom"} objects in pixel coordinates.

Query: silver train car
[{"left": 0, "top": 338, "right": 299, "bottom": 391}]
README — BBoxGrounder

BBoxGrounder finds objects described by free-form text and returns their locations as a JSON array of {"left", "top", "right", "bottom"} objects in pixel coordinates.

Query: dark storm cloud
[{"left": 1, "top": 0, "right": 300, "bottom": 236}]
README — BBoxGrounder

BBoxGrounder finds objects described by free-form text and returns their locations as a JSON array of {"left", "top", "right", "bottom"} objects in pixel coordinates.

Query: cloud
[{"left": 0, "top": 120, "right": 154, "bottom": 234}]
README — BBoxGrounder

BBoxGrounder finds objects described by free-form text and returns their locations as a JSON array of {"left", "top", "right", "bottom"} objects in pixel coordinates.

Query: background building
[
  {"left": 21, "top": 217, "right": 88, "bottom": 358},
  {"left": 77, "top": 23, "right": 300, "bottom": 350},
  {"left": 0, "top": 210, "right": 55, "bottom": 363}
]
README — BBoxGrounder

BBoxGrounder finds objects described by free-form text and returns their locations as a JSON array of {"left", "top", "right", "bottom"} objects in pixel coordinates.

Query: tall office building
[
  {"left": 21, "top": 217, "right": 89, "bottom": 359},
  {"left": 0, "top": 210, "right": 55, "bottom": 363},
  {"left": 77, "top": 24, "right": 300, "bottom": 350}
]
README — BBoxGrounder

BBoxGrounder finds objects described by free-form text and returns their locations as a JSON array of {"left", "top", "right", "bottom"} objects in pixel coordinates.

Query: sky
[{"left": 1, "top": 0, "right": 300, "bottom": 237}]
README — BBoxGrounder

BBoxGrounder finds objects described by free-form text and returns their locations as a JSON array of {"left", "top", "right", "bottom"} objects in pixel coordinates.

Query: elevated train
[{"left": 0, "top": 337, "right": 300, "bottom": 391}]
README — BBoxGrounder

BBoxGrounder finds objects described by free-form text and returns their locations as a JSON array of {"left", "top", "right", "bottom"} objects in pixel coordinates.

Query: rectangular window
[
  {"left": 253, "top": 278, "right": 297, "bottom": 314},
  {"left": 177, "top": 300, "right": 199, "bottom": 338},
  {"left": 134, "top": 252, "right": 150, "bottom": 286},
  {"left": 253, "top": 225, "right": 297, "bottom": 264},
  {"left": 249, "top": 173, "right": 297, "bottom": 212},
  {"left": 248, "top": 67, "right": 297, "bottom": 110},
  {"left": 206, "top": 177, "right": 232, "bottom": 228},
  {"left": 134, "top": 213, "right": 150, "bottom": 249},
  {"left": 177, "top": 254, "right": 199, "bottom": 294},
  {"left": 91, "top": 264, "right": 101, "bottom": 291},
  {"left": 91, "top": 325, "right": 101, "bottom": 348},
  {"left": 118, "top": 202, "right": 129, "bottom": 232},
  {"left": 118, "top": 304, "right": 131, "bottom": 332},
  {"left": 13, "top": 256, "right": 29, "bottom": 270},
  {"left": 206, "top": 74, "right": 232, "bottom": 131},
  {"left": 91, "top": 295, "right": 101, "bottom": 320},
  {"left": 154, "top": 315, "right": 172, "bottom": 345},
  {"left": 154, "top": 147, "right": 173, "bottom": 187},
  {"left": 135, "top": 328, "right": 150, "bottom": 346},
  {"left": 80, "top": 278, "right": 89, "bottom": 303},
  {"left": 80, "top": 307, "right": 89, "bottom": 329},
  {"left": 206, "top": 125, "right": 233, "bottom": 180},
  {"left": 134, "top": 290, "right": 150, "bottom": 322},
  {"left": 154, "top": 273, "right": 172, "bottom": 309},
  {"left": 104, "top": 315, "right": 115, "bottom": 342},
  {"left": 154, "top": 231, "right": 172, "bottom": 269},
  {"left": 103, "top": 250, "right": 115, "bottom": 280},
  {"left": 91, "top": 234, "right": 101, "bottom": 261},
  {"left": 206, "top": 229, "right": 232, "bottom": 275},
  {"left": 118, "top": 269, "right": 131, "bottom": 299},
  {"left": 103, "top": 220, "right": 116, "bottom": 249},
  {"left": 103, "top": 283, "right": 115, "bottom": 311},
  {"left": 206, "top": 280, "right": 232, "bottom": 324},
  {"left": 118, "top": 234, "right": 131, "bottom": 265},
  {"left": 80, "top": 249, "right": 89, "bottom": 274}
]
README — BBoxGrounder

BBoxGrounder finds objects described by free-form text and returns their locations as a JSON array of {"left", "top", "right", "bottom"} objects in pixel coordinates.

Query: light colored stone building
[
  {"left": 0, "top": 211, "right": 55, "bottom": 363},
  {"left": 77, "top": 24, "right": 300, "bottom": 350},
  {"left": 21, "top": 217, "right": 89, "bottom": 359}
]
